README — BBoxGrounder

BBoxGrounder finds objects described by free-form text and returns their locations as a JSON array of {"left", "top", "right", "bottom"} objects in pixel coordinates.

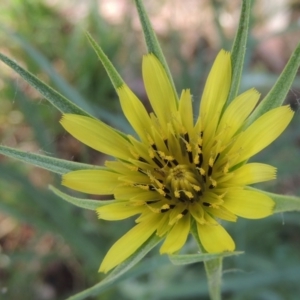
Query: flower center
[{"left": 166, "top": 165, "right": 203, "bottom": 203}]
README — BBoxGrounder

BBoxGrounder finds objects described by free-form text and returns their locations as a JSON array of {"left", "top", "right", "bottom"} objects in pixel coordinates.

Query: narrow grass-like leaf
[
  {"left": 0, "top": 145, "right": 101, "bottom": 174},
  {"left": 0, "top": 32, "right": 131, "bottom": 131},
  {"left": 49, "top": 185, "right": 115, "bottom": 210},
  {"left": 86, "top": 32, "right": 124, "bottom": 89},
  {"left": 0, "top": 52, "right": 93, "bottom": 117},
  {"left": 10, "top": 80, "right": 55, "bottom": 153},
  {"left": 247, "top": 187, "right": 300, "bottom": 213},
  {"left": 169, "top": 251, "right": 243, "bottom": 266},
  {"left": 66, "top": 234, "right": 162, "bottom": 300},
  {"left": 4, "top": 29, "right": 97, "bottom": 115},
  {"left": 0, "top": 167, "right": 101, "bottom": 267},
  {"left": 224, "top": 0, "right": 252, "bottom": 109},
  {"left": 134, "top": 0, "right": 178, "bottom": 102},
  {"left": 244, "top": 42, "right": 300, "bottom": 127}
]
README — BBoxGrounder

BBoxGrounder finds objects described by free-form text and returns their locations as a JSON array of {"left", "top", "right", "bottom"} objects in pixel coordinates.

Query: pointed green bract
[
  {"left": 86, "top": 32, "right": 124, "bottom": 89},
  {"left": 244, "top": 42, "right": 300, "bottom": 128},
  {"left": 0, "top": 53, "right": 93, "bottom": 118},
  {"left": 224, "top": 0, "right": 252, "bottom": 110},
  {"left": 66, "top": 234, "right": 162, "bottom": 300},
  {"left": 169, "top": 251, "right": 243, "bottom": 266},
  {"left": 49, "top": 185, "right": 116, "bottom": 210},
  {"left": 134, "top": 0, "right": 178, "bottom": 103},
  {"left": 0, "top": 146, "right": 101, "bottom": 174},
  {"left": 247, "top": 187, "right": 300, "bottom": 213}
]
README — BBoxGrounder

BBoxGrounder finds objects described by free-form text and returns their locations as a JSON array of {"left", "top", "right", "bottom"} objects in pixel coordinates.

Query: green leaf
[
  {"left": 66, "top": 234, "right": 162, "bottom": 300},
  {"left": 0, "top": 52, "right": 93, "bottom": 118},
  {"left": 3, "top": 28, "right": 97, "bottom": 116},
  {"left": 224, "top": 0, "right": 252, "bottom": 109},
  {"left": 86, "top": 32, "right": 124, "bottom": 89},
  {"left": 0, "top": 145, "right": 101, "bottom": 174},
  {"left": 49, "top": 185, "right": 115, "bottom": 210},
  {"left": 169, "top": 251, "right": 243, "bottom": 266},
  {"left": 247, "top": 187, "right": 300, "bottom": 213},
  {"left": 0, "top": 32, "right": 131, "bottom": 132},
  {"left": 7, "top": 79, "right": 55, "bottom": 153},
  {"left": 244, "top": 42, "right": 300, "bottom": 127},
  {"left": 134, "top": 0, "right": 178, "bottom": 102}
]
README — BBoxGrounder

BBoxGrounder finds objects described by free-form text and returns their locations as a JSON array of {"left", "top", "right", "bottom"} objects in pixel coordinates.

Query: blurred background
[{"left": 0, "top": 0, "right": 300, "bottom": 299}]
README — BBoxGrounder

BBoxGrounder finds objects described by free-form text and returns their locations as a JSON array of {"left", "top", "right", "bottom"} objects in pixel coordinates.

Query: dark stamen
[
  {"left": 164, "top": 139, "right": 169, "bottom": 148},
  {"left": 160, "top": 204, "right": 176, "bottom": 213},
  {"left": 146, "top": 200, "right": 159, "bottom": 204},
  {"left": 163, "top": 186, "right": 170, "bottom": 194},
  {"left": 187, "top": 150, "right": 193, "bottom": 163},
  {"left": 214, "top": 153, "right": 220, "bottom": 164},
  {"left": 138, "top": 156, "right": 148, "bottom": 163},
  {"left": 203, "top": 202, "right": 210, "bottom": 207},
  {"left": 182, "top": 209, "right": 189, "bottom": 215},
  {"left": 178, "top": 191, "right": 193, "bottom": 202},
  {"left": 208, "top": 165, "right": 213, "bottom": 177},
  {"left": 152, "top": 157, "right": 164, "bottom": 168},
  {"left": 172, "top": 159, "right": 179, "bottom": 166},
  {"left": 184, "top": 132, "right": 190, "bottom": 143},
  {"left": 151, "top": 143, "right": 158, "bottom": 151},
  {"left": 197, "top": 190, "right": 203, "bottom": 196},
  {"left": 164, "top": 159, "right": 172, "bottom": 167},
  {"left": 138, "top": 168, "right": 145, "bottom": 174},
  {"left": 196, "top": 152, "right": 203, "bottom": 168},
  {"left": 149, "top": 185, "right": 156, "bottom": 191}
]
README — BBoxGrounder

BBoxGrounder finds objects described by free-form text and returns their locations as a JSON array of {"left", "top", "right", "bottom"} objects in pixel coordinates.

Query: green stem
[
  {"left": 191, "top": 222, "right": 223, "bottom": 300},
  {"left": 204, "top": 258, "right": 223, "bottom": 300}
]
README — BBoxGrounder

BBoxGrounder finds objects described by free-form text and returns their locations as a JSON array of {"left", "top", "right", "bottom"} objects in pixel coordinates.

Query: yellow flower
[{"left": 60, "top": 50, "right": 294, "bottom": 273}]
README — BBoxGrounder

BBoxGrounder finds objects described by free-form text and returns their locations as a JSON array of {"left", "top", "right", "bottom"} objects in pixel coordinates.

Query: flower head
[{"left": 60, "top": 50, "right": 294, "bottom": 273}]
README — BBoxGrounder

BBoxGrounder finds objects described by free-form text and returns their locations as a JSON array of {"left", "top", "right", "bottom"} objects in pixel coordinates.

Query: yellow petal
[
  {"left": 217, "top": 88, "right": 260, "bottom": 144},
  {"left": 179, "top": 89, "right": 194, "bottom": 133},
  {"left": 142, "top": 54, "right": 177, "bottom": 127},
  {"left": 228, "top": 163, "right": 276, "bottom": 186},
  {"left": 197, "top": 215, "right": 235, "bottom": 253},
  {"left": 99, "top": 215, "right": 159, "bottom": 273},
  {"left": 96, "top": 202, "right": 143, "bottom": 220},
  {"left": 228, "top": 105, "right": 294, "bottom": 166},
  {"left": 114, "top": 186, "right": 149, "bottom": 200},
  {"left": 223, "top": 190, "right": 274, "bottom": 219},
  {"left": 205, "top": 206, "right": 237, "bottom": 222},
  {"left": 117, "top": 84, "right": 152, "bottom": 141},
  {"left": 159, "top": 214, "right": 190, "bottom": 254},
  {"left": 62, "top": 170, "right": 118, "bottom": 195},
  {"left": 200, "top": 50, "right": 231, "bottom": 133},
  {"left": 60, "top": 114, "right": 131, "bottom": 160}
]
